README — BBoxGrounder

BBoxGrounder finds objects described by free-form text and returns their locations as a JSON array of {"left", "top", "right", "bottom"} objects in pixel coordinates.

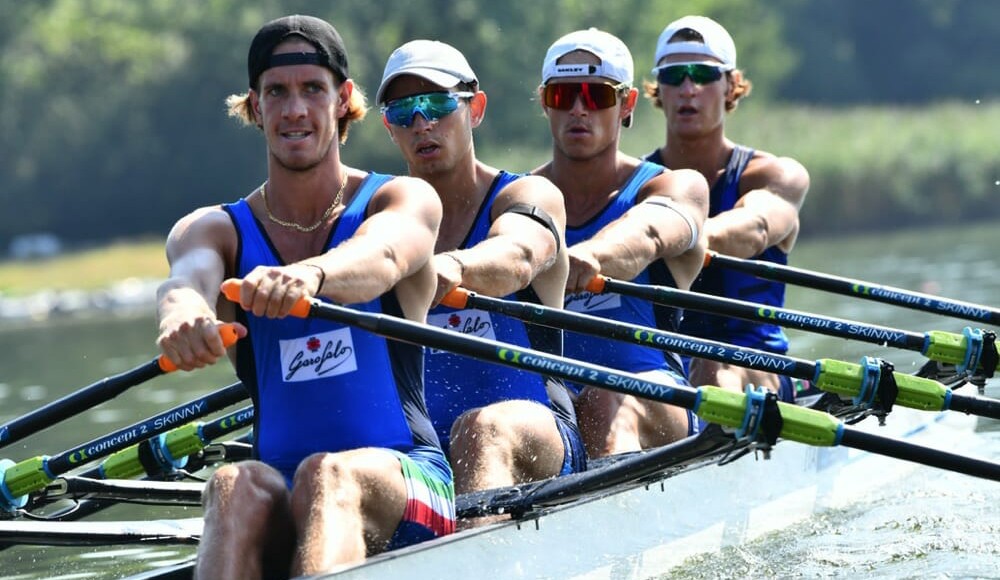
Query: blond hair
[{"left": 225, "top": 82, "right": 369, "bottom": 144}]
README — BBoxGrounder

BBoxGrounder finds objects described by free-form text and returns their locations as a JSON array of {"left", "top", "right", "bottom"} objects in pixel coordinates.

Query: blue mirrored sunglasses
[
  {"left": 381, "top": 92, "right": 475, "bottom": 127},
  {"left": 654, "top": 64, "right": 725, "bottom": 86}
]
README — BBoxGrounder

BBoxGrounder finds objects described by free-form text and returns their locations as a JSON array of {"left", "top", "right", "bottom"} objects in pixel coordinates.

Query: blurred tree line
[{"left": 1, "top": 0, "right": 999, "bottom": 251}]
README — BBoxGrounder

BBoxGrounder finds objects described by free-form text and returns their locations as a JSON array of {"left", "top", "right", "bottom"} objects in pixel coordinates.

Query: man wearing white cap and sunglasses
[
  {"left": 377, "top": 40, "right": 586, "bottom": 504},
  {"left": 533, "top": 28, "right": 709, "bottom": 457},
  {"left": 644, "top": 16, "right": 810, "bottom": 400}
]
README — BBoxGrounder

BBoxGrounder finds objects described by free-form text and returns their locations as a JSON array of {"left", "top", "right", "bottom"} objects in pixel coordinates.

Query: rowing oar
[
  {"left": 0, "top": 382, "right": 247, "bottom": 513},
  {"left": 583, "top": 275, "right": 998, "bottom": 380},
  {"left": 705, "top": 251, "right": 1000, "bottom": 326},
  {"left": 441, "top": 288, "right": 1000, "bottom": 422},
  {"left": 221, "top": 282, "right": 1000, "bottom": 482},
  {"left": 0, "top": 324, "right": 240, "bottom": 451}
]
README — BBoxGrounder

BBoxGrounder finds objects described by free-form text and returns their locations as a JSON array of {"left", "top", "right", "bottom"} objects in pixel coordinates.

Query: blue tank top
[
  {"left": 223, "top": 173, "right": 441, "bottom": 481},
  {"left": 424, "top": 171, "right": 575, "bottom": 451},
  {"left": 645, "top": 146, "right": 789, "bottom": 353},
  {"left": 563, "top": 162, "right": 686, "bottom": 381}
]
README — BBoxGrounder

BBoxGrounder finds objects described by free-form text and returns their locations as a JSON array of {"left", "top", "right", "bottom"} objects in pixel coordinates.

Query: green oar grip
[
  {"left": 923, "top": 330, "right": 970, "bottom": 366},
  {"left": 3, "top": 456, "right": 52, "bottom": 501},
  {"left": 101, "top": 423, "right": 204, "bottom": 480},
  {"left": 814, "top": 359, "right": 865, "bottom": 398},
  {"left": 892, "top": 373, "right": 949, "bottom": 412},
  {"left": 695, "top": 386, "right": 842, "bottom": 447}
]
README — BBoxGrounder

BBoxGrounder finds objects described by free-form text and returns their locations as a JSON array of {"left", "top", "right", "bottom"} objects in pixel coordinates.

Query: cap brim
[{"left": 376, "top": 68, "right": 466, "bottom": 104}]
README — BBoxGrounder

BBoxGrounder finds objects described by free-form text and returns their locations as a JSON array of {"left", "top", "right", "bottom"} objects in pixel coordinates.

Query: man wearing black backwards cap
[
  {"left": 156, "top": 15, "right": 453, "bottom": 579},
  {"left": 377, "top": 40, "right": 585, "bottom": 506},
  {"left": 643, "top": 16, "right": 809, "bottom": 400},
  {"left": 533, "top": 29, "right": 709, "bottom": 458}
]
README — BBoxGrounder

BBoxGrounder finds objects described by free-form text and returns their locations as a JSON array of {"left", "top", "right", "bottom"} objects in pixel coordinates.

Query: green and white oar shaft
[
  {"left": 0, "top": 383, "right": 247, "bottom": 512},
  {"left": 443, "top": 288, "right": 1000, "bottom": 420},
  {"left": 222, "top": 283, "right": 1000, "bottom": 481},
  {"left": 93, "top": 405, "right": 254, "bottom": 480},
  {"left": 586, "top": 275, "right": 996, "bottom": 377}
]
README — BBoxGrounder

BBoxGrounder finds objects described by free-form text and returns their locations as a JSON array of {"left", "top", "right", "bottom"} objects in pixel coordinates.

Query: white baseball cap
[
  {"left": 653, "top": 16, "right": 736, "bottom": 70},
  {"left": 376, "top": 40, "right": 477, "bottom": 104},
  {"left": 541, "top": 28, "right": 634, "bottom": 86}
]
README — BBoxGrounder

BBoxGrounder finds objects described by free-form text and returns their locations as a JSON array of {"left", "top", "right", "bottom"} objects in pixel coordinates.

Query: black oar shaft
[
  {"left": 598, "top": 278, "right": 927, "bottom": 352},
  {"left": 839, "top": 427, "right": 1000, "bottom": 480},
  {"left": 0, "top": 360, "right": 164, "bottom": 450},
  {"left": 46, "top": 383, "right": 247, "bottom": 475},
  {"left": 305, "top": 302, "right": 701, "bottom": 410},
  {"left": 708, "top": 252, "right": 1000, "bottom": 325},
  {"left": 459, "top": 292, "right": 819, "bottom": 380}
]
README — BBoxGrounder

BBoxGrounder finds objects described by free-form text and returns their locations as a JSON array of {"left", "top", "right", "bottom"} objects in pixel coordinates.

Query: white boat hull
[{"left": 319, "top": 409, "right": 977, "bottom": 580}]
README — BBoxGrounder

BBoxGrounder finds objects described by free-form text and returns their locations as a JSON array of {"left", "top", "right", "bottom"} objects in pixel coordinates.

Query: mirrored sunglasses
[
  {"left": 381, "top": 92, "right": 475, "bottom": 127},
  {"left": 655, "top": 64, "right": 725, "bottom": 87},
  {"left": 542, "top": 82, "right": 627, "bottom": 111}
]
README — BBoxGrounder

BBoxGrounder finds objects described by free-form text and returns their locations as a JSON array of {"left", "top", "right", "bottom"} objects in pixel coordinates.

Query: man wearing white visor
[
  {"left": 643, "top": 16, "right": 810, "bottom": 400},
  {"left": 376, "top": 40, "right": 586, "bottom": 507},
  {"left": 533, "top": 28, "right": 709, "bottom": 457}
]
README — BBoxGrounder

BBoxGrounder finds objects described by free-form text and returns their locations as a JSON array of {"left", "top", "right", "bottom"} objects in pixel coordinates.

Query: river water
[{"left": 2, "top": 223, "right": 1000, "bottom": 579}]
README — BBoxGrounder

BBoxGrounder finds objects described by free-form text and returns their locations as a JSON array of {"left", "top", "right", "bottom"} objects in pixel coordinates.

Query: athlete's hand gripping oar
[
  {"left": 0, "top": 382, "right": 248, "bottom": 513},
  {"left": 221, "top": 281, "right": 1000, "bottom": 482},
  {"left": 0, "top": 324, "right": 240, "bottom": 451},
  {"left": 441, "top": 287, "right": 1000, "bottom": 422},
  {"left": 583, "top": 275, "right": 998, "bottom": 382},
  {"left": 705, "top": 251, "right": 1000, "bottom": 326}
]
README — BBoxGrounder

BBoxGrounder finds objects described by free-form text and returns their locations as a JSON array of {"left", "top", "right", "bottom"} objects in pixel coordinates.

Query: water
[{"left": 2, "top": 223, "right": 1000, "bottom": 579}]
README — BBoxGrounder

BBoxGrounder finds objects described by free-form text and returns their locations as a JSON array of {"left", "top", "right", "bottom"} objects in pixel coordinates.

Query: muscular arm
[
  {"left": 566, "top": 168, "right": 708, "bottom": 292},
  {"left": 231, "top": 176, "right": 442, "bottom": 322},
  {"left": 706, "top": 155, "right": 809, "bottom": 257},
  {"left": 157, "top": 207, "right": 244, "bottom": 371},
  {"left": 434, "top": 175, "right": 568, "bottom": 306}
]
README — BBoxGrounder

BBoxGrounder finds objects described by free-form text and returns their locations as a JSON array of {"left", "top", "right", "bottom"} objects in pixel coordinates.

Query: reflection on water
[
  {"left": 3, "top": 223, "right": 1000, "bottom": 579},
  {"left": 0, "top": 312, "right": 236, "bottom": 579}
]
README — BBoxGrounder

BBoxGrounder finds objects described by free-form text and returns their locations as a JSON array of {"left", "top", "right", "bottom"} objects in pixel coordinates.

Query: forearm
[
  {"left": 449, "top": 238, "right": 544, "bottom": 297},
  {"left": 305, "top": 239, "right": 423, "bottom": 304},
  {"left": 705, "top": 209, "right": 771, "bottom": 258}
]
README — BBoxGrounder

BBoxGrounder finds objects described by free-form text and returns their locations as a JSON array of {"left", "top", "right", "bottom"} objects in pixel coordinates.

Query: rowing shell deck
[{"left": 120, "top": 402, "right": 976, "bottom": 580}]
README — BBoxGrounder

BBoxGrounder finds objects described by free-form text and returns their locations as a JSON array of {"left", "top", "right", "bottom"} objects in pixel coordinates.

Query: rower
[
  {"left": 642, "top": 15, "right": 811, "bottom": 400},
  {"left": 375, "top": 40, "right": 585, "bottom": 503},
  {"left": 155, "top": 15, "right": 453, "bottom": 579},
  {"left": 532, "top": 29, "right": 710, "bottom": 457}
]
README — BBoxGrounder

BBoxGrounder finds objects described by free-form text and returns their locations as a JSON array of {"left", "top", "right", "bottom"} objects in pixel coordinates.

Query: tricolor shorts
[{"left": 385, "top": 446, "right": 456, "bottom": 550}]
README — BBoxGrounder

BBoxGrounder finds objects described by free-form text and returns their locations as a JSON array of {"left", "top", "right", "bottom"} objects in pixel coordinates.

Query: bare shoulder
[
  {"left": 370, "top": 175, "right": 442, "bottom": 219},
  {"left": 166, "top": 205, "right": 236, "bottom": 254},
  {"left": 741, "top": 151, "right": 810, "bottom": 206},
  {"left": 642, "top": 167, "right": 709, "bottom": 212},
  {"left": 495, "top": 174, "right": 566, "bottom": 220}
]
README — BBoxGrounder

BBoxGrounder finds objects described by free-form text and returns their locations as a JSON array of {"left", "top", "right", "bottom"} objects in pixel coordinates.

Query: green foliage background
[{"left": 1, "top": 0, "right": 998, "bottom": 249}]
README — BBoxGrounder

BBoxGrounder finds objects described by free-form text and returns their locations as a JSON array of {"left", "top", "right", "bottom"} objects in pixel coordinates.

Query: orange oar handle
[
  {"left": 158, "top": 323, "right": 240, "bottom": 372},
  {"left": 441, "top": 288, "right": 470, "bottom": 309},
  {"left": 703, "top": 251, "right": 715, "bottom": 267},
  {"left": 220, "top": 279, "right": 312, "bottom": 318},
  {"left": 584, "top": 275, "right": 607, "bottom": 294}
]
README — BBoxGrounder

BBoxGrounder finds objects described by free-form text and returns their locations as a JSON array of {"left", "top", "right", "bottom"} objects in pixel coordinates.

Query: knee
[
  {"left": 203, "top": 462, "right": 288, "bottom": 516},
  {"left": 289, "top": 453, "right": 362, "bottom": 518},
  {"left": 450, "top": 406, "right": 518, "bottom": 454}
]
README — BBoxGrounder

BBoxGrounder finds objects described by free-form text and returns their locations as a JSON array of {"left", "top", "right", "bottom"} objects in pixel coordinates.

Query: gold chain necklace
[{"left": 260, "top": 172, "right": 348, "bottom": 233}]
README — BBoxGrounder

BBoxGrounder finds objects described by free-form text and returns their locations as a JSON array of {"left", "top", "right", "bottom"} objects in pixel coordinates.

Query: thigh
[{"left": 452, "top": 400, "right": 567, "bottom": 479}]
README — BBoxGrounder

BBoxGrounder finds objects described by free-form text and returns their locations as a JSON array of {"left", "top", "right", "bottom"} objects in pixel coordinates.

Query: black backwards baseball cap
[{"left": 247, "top": 15, "right": 349, "bottom": 89}]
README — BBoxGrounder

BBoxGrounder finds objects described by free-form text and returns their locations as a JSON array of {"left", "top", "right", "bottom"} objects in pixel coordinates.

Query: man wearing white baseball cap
[
  {"left": 533, "top": 28, "right": 709, "bottom": 457},
  {"left": 377, "top": 40, "right": 587, "bottom": 505},
  {"left": 644, "top": 16, "right": 810, "bottom": 400}
]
